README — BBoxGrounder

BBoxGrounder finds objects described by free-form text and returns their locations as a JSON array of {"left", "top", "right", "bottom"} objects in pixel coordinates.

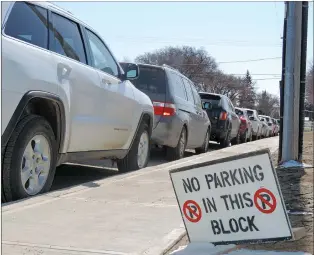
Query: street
[{"left": 51, "top": 143, "right": 221, "bottom": 193}]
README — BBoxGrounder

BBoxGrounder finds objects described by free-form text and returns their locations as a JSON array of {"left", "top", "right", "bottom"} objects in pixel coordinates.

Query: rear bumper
[
  {"left": 151, "top": 116, "right": 182, "bottom": 148},
  {"left": 210, "top": 121, "right": 228, "bottom": 141}
]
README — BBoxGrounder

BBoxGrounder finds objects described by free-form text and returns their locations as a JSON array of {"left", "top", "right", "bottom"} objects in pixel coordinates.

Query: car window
[
  {"left": 190, "top": 82, "right": 202, "bottom": 108},
  {"left": 52, "top": 13, "right": 86, "bottom": 64},
  {"left": 130, "top": 66, "right": 166, "bottom": 94},
  {"left": 235, "top": 108, "right": 244, "bottom": 116},
  {"left": 199, "top": 94, "right": 222, "bottom": 109},
  {"left": 86, "top": 29, "right": 118, "bottom": 77},
  {"left": 4, "top": 2, "right": 48, "bottom": 49},
  {"left": 168, "top": 72, "right": 187, "bottom": 100},
  {"left": 181, "top": 78, "right": 194, "bottom": 103}
]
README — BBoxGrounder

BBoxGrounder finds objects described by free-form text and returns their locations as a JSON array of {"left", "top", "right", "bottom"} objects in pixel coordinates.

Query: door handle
[
  {"left": 57, "top": 63, "right": 71, "bottom": 79},
  {"left": 102, "top": 78, "right": 111, "bottom": 85}
]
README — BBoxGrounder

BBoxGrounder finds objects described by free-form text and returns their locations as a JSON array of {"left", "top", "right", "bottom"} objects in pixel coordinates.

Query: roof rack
[
  {"left": 48, "top": 2, "right": 73, "bottom": 15},
  {"left": 162, "top": 64, "right": 180, "bottom": 73}
]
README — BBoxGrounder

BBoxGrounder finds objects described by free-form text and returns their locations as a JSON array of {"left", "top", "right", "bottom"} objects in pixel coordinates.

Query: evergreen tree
[{"left": 238, "top": 70, "right": 256, "bottom": 108}]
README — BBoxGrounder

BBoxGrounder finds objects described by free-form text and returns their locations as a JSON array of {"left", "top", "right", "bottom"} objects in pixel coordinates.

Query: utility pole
[{"left": 281, "top": 1, "right": 303, "bottom": 162}]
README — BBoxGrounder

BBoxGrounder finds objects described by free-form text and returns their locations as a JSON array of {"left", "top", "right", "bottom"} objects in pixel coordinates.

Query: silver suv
[{"left": 1, "top": 1, "right": 154, "bottom": 202}]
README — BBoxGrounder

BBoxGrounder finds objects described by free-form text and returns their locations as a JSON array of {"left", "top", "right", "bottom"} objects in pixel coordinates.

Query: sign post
[{"left": 169, "top": 149, "right": 293, "bottom": 245}]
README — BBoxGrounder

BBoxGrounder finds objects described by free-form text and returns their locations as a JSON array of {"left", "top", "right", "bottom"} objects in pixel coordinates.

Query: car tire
[
  {"left": 240, "top": 130, "right": 247, "bottom": 143},
  {"left": 195, "top": 128, "right": 210, "bottom": 154},
  {"left": 117, "top": 121, "right": 150, "bottom": 173},
  {"left": 219, "top": 129, "right": 231, "bottom": 148},
  {"left": 2, "top": 115, "right": 57, "bottom": 202},
  {"left": 231, "top": 129, "right": 241, "bottom": 145},
  {"left": 167, "top": 126, "right": 187, "bottom": 161}
]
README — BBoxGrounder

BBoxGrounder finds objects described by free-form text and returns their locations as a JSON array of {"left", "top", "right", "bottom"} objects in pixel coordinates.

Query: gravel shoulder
[{"left": 166, "top": 132, "right": 314, "bottom": 254}]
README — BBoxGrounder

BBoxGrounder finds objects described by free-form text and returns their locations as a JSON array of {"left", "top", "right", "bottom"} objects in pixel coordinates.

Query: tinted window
[
  {"left": 235, "top": 108, "right": 244, "bottom": 116},
  {"left": 181, "top": 78, "right": 194, "bottom": 103},
  {"left": 86, "top": 29, "right": 118, "bottom": 77},
  {"left": 199, "top": 94, "right": 222, "bottom": 108},
  {"left": 131, "top": 66, "right": 166, "bottom": 94},
  {"left": 247, "top": 110, "right": 254, "bottom": 116},
  {"left": 52, "top": 13, "right": 86, "bottom": 64},
  {"left": 190, "top": 83, "right": 202, "bottom": 108},
  {"left": 5, "top": 2, "right": 48, "bottom": 49},
  {"left": 168, "top": 72, "right": 187, "bottom": 100}
]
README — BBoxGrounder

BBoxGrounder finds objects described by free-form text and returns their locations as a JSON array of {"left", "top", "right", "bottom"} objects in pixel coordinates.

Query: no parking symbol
[{"left": 254, "top": 188, "right": 277, "bottom": 214}]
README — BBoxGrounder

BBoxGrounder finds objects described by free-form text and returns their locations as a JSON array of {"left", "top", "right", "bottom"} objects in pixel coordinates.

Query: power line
[
  {"left": 219, "top": 57, "right": 282, "bottom": 64},
  {"left": 169, "top": 57, "right": 282, "bottom": 66}
]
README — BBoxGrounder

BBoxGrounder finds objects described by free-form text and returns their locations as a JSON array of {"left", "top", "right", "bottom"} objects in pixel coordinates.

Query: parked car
[
  {"left": 259, "top": 115, "right": 274, "bottom": 137},
  {"left": 120, "top": 63, "right": 212, "bottom": 160},
  {"left": 235, "top": 107, "right": 253, "bottom": 143},
  {"left": 259, "top": 117, "right": 270, "bottom": 138},
  {"left": 271, "top": 118, "right": 279, "bottom": 136},
  {"left": 1, "top": 1, "right": 154, "bottom": 202},
  {"left": 199, "top": 92, "right": 241, "bottom": 148},
  {"left": 244, "top": 109, "right": 263, "bottom": 140}
]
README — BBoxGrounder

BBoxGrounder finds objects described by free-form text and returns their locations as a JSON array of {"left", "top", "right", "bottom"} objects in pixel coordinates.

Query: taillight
[
  {"left": 153, "top": 101, "right": 176, "bottom": 116},
  {"left": 219, "top": 111, "right": 227, "bottom": 120},
  {"left": 240, "top": 116, "right": 246, "bottom": 122}
]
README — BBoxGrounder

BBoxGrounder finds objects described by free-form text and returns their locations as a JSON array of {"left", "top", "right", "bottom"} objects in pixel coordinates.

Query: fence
[{"left": 304, "top": 120, "right": 314, "bottom": 132}]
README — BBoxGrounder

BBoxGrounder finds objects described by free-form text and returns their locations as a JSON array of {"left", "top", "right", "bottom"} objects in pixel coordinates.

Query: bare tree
[
  {"left": 135, "top": 46, "right": 218, "bottom": 83},
  {"left": 121, "top": 56, "right": 132, "bottom": 62},
  {"left": 305, "top": 62, "right": 313, "bottom": 106}
]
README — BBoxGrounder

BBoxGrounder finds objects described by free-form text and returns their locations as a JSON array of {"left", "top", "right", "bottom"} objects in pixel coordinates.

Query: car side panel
[{"left": 1, "top": 36, "right": 58, "bottom": 134}]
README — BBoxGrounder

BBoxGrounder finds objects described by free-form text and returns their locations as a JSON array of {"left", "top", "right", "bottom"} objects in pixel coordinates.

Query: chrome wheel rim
[
  {"left": 21, "top": 135, "right": 51, "bottom": 196},
  {"left": 137, "top": 131, "right": 149, "bottom": 168},
  {"left": 179, "top": 129, "right": 186, "bottom": 158}
]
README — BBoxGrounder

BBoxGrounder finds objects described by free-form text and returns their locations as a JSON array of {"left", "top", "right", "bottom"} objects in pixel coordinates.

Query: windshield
[{"left": 247, "top": 110, "right": 254, "bottom": 116}]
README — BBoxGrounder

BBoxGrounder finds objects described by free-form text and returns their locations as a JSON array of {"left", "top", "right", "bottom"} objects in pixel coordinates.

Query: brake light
[
  {"left": 153, "top": 101, "right": 176, "bottom": 116},
  {"left": 220, "top": 112, "right": 227, "bottom": 120},
  {"left": 240, "top": 116, "right": 246, "bottom": 122}
]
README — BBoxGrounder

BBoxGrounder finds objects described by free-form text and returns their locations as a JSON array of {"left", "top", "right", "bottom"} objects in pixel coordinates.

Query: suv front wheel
[
  {"left": 2, "top": 115, "right": 57, "bottom": 202},
  {"left": 117, "top": 121, "right": 150, "bottom": 173}
]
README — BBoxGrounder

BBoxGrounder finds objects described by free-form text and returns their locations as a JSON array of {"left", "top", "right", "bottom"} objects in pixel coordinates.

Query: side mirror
[
  {"left": 249, "top": 116, "right": 255, "bottom": 121},
  {"left": 202, "top": 102, "right": 211, "bottom": 110},
  {"left": 120, "top": 62, "right": 139, "bottom": 80}
]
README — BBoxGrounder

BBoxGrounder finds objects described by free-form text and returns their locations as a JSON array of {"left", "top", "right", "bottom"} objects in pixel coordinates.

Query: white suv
[
  {"left": 244, "top": 108, "right": 262, "bottom": 140},
  {"left": 1, "top": 1, "right": 154, "bottom": 202}
]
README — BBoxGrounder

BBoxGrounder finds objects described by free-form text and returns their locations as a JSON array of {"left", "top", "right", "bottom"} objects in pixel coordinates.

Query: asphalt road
[{"left": 51, "top": 142, "right": 221, "bottom": 192}]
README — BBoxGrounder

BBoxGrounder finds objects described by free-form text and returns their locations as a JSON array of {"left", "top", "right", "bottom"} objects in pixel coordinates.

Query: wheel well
[
  {"left": 142, "top": 113, "right": 153, "bottom": 136},
  {"left": 183, "top": 123, "right": 188, "bottom": 140},
  {"left": 24, "top": 98, "right": 63, "bottom": 152}
]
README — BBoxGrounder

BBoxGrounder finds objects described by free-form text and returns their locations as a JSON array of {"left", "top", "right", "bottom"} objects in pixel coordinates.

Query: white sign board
[{"left": 169, "top": 149, "right": 292, "bottom": 245}]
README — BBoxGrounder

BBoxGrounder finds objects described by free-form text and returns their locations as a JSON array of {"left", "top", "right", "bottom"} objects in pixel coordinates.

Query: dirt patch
[{"left": 166, "top": 133, "right": 314, "bottom": 254}]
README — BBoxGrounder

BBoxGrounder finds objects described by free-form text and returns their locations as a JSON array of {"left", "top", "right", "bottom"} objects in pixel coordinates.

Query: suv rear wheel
[
  {"left": 2, "top": 115, "right": 57, "bottom": 202},
  {"left": 219, "top": 129, "right": 231, "bottom": 148},
  {"left": 195, "top": 128, "right": 210, "bottom": 154},
  {"left": 231, "top": 129, "right": 241, "bottom": 145},
  {"left": 117, "top": 121, "right": 150, "bottom": 173},
  {"left": 167, "top": 127, "right": 187, "bottom": 161}
]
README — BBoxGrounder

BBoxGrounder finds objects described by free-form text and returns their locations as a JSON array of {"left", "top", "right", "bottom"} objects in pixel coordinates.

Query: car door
[
  {"left": 190, "top": 81, "right": 208, "bottom": 146},
  {"left": 84, "top": 28, "right": 137, "bottom": 149},
  {"left": 179, "top": 77, "right": 199, "bottom": 147},
  {"left": 50, "top": 11, "right": 107, "bottom": 152}
]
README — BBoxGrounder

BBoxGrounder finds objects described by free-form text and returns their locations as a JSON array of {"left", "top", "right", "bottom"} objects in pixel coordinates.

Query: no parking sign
[{"left": 169, "top": 149, "right": 292, "bottom": 245}]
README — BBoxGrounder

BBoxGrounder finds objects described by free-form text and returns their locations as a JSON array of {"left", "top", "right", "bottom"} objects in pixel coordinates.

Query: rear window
[
  {"left": 199, "top": 94, "right": 221, "bottom": 108},
  {"left": 247, "top": 110, "right": 254, "bottom": 116},
  {"left": 129, "top": 66, "right": 166, "bottom": 94},
  {"left": 235, "top": 108, "right": 244, "bottom": 116}
]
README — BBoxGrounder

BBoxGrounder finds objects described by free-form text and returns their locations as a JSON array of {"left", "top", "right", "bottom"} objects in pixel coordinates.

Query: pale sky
[{"left": 56, "top": 1, "right": 314, "bottom": 96}]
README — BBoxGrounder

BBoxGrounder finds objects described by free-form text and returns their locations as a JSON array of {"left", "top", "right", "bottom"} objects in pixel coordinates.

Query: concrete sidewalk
[{"left": 2, "top": 137, "right": 279, "bottom": 255}]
